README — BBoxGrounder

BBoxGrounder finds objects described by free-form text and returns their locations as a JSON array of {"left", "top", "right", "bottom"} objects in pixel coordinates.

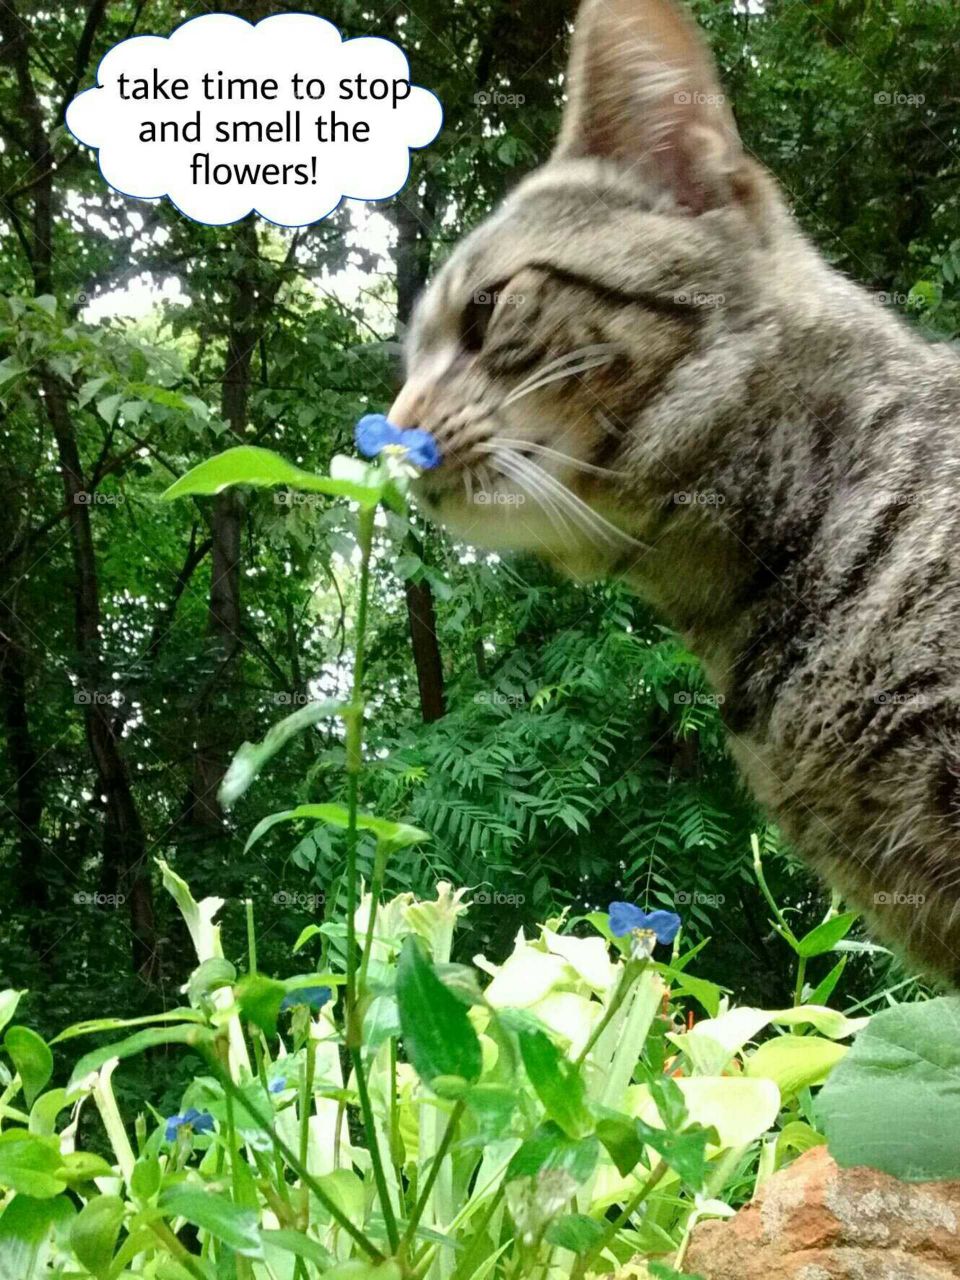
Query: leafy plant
[{"left": 0, "top": 444, "right": 931, "bottom": 1280}]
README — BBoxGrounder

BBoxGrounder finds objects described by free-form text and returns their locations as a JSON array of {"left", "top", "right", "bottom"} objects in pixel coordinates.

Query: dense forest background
[{"left": 2, "top": 0, "right": 958, "bottom": 1093}]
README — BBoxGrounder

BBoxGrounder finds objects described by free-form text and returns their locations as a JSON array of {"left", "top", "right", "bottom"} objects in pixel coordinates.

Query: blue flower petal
[
  {"left": 644, "top": 910, "right": 683, "bottom": 944},
  {"left": 608, "top": 901, "right": 648, "bottom": 937},
  {"left": 354, "top": 414, "right": 440, "bottom": 470},
  {"left": 269, "top": 1076, "right": 287, "bottom": 1093},
  {"left": 608, "top": 901, "right": 682, "bottom": 945},
  {"left": 280, "top": 984, "right": 332, "bottom": 1012},
  {"left": 164, "top": 1113, "right": 184, "bottom": 1142},
  {"left": 355, "top": 413, "right": 401, "bottom": 457},
  {"left": 191, "top": 1111, "right": 215, "bottom": 1135},
  {"left": 164, "top": 1108, "right": 214, "bottom": 1141},
  {"left": 403, "top": 429, "right": 441, "bottom": 470}
]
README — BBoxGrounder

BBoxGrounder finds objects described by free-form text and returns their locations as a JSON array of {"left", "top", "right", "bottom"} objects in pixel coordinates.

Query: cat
[{"left": 389, "top": 0, "right": 960, "bottom": 983}]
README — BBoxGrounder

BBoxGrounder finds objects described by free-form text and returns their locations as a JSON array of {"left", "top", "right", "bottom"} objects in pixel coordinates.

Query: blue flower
[
  {"left": 268, "top": 1076, "right": 287, "bottom": 1093},
  {"left": 280, "top": 985, "right": 332, "bottom": 1012},
  {"left": 354, "top": 413, "right": 440, "bottom": 470},
  {"left": 164, "top": 1107, "right": 215, "bottom": 1143},
  {"left": 608, "top": 902, "right": 682, "bottom": 945}
]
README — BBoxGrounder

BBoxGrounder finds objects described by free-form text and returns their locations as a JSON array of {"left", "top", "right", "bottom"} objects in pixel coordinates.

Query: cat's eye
[{"left": 460, "top": 289, "right": 499, "bottom": 353}]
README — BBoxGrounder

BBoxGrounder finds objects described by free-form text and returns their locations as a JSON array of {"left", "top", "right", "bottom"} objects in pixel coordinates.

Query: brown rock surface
[{"left": 683, "top": 1145, "right": 960, "bottom": 1279}]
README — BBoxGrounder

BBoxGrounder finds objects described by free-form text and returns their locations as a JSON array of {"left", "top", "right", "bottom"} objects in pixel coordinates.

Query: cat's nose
[{"left": 387, "top": 381, "right": 427, "bottom": 431}]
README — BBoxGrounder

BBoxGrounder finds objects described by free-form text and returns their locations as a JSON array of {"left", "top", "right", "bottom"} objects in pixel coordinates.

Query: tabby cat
[{"left": 390, "top": 0, "right": 960, "bottom": 982}]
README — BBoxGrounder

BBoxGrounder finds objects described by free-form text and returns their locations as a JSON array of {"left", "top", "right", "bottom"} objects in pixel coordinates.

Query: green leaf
[
  {"left": 396, "top": 937, "right": 482, "bottom": 1087},
  {"left": 519, "top": 1030, "right": 593, "bottom": 1140},
  {"left": 293, "top": 924, "right": 324, "bottom": 954},
  {"left": 59, "top": 1152, "right": 115, "bottom": 1187},
  {"left": 747, "top": 1035, "right": 847, "bottom": 1098},
  {"left": 807, "top": 957, "right": 847, "bottom": 1007},
  {"left": 544, "top": 1213, "right": 605, "bottom": 1253},
  {"left": 655, "top": 963, "right": 724, "bottom": 1018},
  {"left": 261, "top": 1228, "right": 332, "bottom": 1268},
  {"left": 219, "top": 701, "right": 346, "bottom": 809},
  {"left": 187, "top": 957, "right": 237, "bottom": 1009},
  {"left": 0, "top": 357, "right": 26, "bottom": 388},
  {"left": 649, "top": 1265, "right": 706, "bottom": 1280},
  {"left": 160, "top": 1187, "right": 263, "bottom": 1259},
  {"left": 775, "top": 1120, "right": 825, "bottom": 1165},
  {"left": 634, "top": 1117, "right": 716, "bottom": 1190},
  {"left": 596, "top": 1115, "right": 645, "bottom": 1177},
  {"left": 245, "top": 803, "right": 429, "bottom": 854},
  {"left": 506, "top": 1124, "right": 599, "bottom": 1185},
  {"left": 795, "top": 912, "right": 858, "bottom": 958},
  {"left": 235, "top": 974, "right": 287, "bottom": 1040},
  {"left": 0, "top": 1194, "right": 75, "bottom": 1280},
  {"left": 162, "top": 445, "right": 385, "bottom": 508},
  {"left": 66, "top": 1024, "right": 214, "bottom": 1095},
  {"left": 77, "top": 375, "right": 108, "bottom": 408},
  {"left": 0, "top": 1132, "right": 64, "bottom": 1198},
  {"left": 817, "top": 995, "right": 960, "bottom": 1180},
  {"left": 70, "top": 1196, "right": 124, "bottom": 1278},
  {"left": 0, "top": 991, "right": 25, "bottom": 1037},
  {"left": 130, "top": 1150, "right": 161, "bottom": 1201},
  {"left": 53, "top": 1009, "right": 204, "bottom": 1042},
  {"left": 96, "top": 392, "right": 124, "bottom": 426},
  {"left": 28, "top": 1090, "right": 68, "bottom": 1137},
  {"left": 4, "top": 1028, "right": 53, "bottom": 1107}
]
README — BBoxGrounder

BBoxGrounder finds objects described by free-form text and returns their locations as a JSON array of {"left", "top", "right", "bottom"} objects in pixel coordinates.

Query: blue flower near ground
[
  {"left": 608, "top": 902, "right": 682, "bottom": 945},
  {"left": 280, "top": 985, "right": 332, "bottom": 1012},
  {"left": 164, "top": 1107, "right": 215, "bottom": 1142},
  {"left": 355, "top": 413, "right": 441, "bottom": 470},
  {"left": 269, "top": 1076, "right": 287, "bottom": 1093}
]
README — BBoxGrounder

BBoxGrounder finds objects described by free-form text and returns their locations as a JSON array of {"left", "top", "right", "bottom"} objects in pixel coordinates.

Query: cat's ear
[{"left": 554, "top": 0, "right": 751, "bottom": 215}]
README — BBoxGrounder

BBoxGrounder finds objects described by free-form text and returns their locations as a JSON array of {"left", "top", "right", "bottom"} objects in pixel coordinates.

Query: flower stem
[
  {"left": 205, "top": 1052, "right": 384, "bottom": 1261},
  {"left": 345, "top": 506, "right": 375, "bottom": 1045},
  {"left": 575, "top": 960, "right": 643, "bottom": 1069},
  {"left": 400, "top": 1099, "right": 465, "bottom": 1255},
  {"left": 573, "top": 1159, "right": 668, "bottom": 1280}
]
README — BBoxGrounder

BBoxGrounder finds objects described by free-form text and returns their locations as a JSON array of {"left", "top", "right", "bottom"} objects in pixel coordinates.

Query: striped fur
[{"left": 394, "top": 0, "right": 960, "bottom": 981}]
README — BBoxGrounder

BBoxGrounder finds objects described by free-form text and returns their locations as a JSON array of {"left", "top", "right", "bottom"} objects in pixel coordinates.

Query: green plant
[{"left": 0, "top": 444, "right": 953, "bottom": 1279}]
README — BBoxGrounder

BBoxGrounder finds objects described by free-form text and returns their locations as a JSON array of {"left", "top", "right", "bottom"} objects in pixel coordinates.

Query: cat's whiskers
[
  {"left": 494, "top": 447, "right": 649, "bottom": 551},
  {"left": 501, "top": 345, "right": 618, "bottom": 409},
  {"left": 479, "top": 436, "right": 627, "bottom": 480},
  {"left": 493, "top": 450, "right": 579, "bottom": 544}
]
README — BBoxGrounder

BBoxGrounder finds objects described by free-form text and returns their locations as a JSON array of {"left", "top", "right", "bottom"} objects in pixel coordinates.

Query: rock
[{"left": 683, "top": 1145, "right": 960, "bottom": 1279}]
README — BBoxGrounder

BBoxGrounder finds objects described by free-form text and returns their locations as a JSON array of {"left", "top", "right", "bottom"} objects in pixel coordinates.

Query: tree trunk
[
  {"left": 393, "top": 187, "right": 446, "bottom": 722},
  {"left": 189, "top": 219, "right": 259, "bottom": 828},
  {"left": 0, "top": 603, "right": 50, "bottom": 956},
  {"left": 0, "top": 0, "right": 158, "bottom": 980}
]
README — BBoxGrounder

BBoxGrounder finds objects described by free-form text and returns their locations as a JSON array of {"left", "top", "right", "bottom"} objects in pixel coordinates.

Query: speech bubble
[{"left": 65, "top": 13, "right": 443, "bottom": 227}]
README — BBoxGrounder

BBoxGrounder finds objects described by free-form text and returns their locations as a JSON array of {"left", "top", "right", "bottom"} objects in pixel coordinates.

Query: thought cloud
[{"left": 65, "top": 13, "right": 443, "bottom": 227}]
